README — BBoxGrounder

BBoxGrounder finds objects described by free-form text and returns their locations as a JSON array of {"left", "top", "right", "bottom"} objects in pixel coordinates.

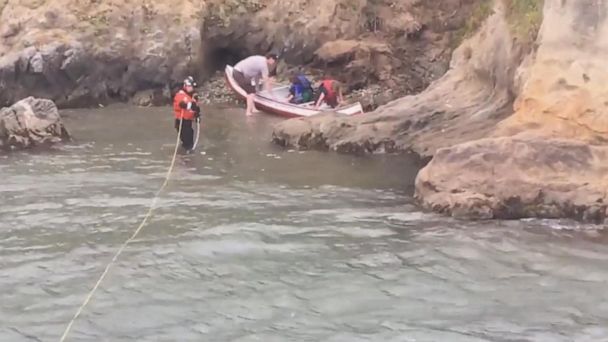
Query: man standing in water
[
  {"left": 173, "top": 76, "right": 201, "bottom": 152},
  {"left": 232, "top": 53, "right": 277, "bottom": 116}
]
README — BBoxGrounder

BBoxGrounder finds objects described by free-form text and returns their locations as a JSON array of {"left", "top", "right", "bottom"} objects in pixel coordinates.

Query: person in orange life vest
[
  {"left": 173, "top": 76, "right": 201, "bottom": 151},
  {"left": 314, "top": 76, "right": 344, "bottom": 109}
]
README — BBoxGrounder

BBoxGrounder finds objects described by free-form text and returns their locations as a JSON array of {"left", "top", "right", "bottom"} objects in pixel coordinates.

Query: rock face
[
  {"left": 415, "top": 137, "right": 608, "bottom": 223},
  {"left": 202, "top": 0, "right": 483, "bottom": 97},
  {"left": 414, "top": 0, "right": 608, "bottom": 223},
  {"left": 496, "top": 0, "right": 608, "bottom": 141},
  {"left": 273, "top": 1, "right": 525, "bottom": 157},
  {"left": 0, "top": 0, "right": 205, "bottom": 108},
  {"left": 0, "top": 0, "right": 486, "bottom": 109},
  {"left": 0, "top": 97, "right": 71, "bottom": 150}
]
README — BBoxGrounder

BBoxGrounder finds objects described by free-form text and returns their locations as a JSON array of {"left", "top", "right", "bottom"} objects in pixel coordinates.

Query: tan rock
[
  {"left": 413, "top": 1, "right": 608, "bottom": 223},
  {"left": 496, "top": 0, "right": 608, "bottom": 141},
  {"left": 415, "top": 137, "right": 608, "bottom": 223}
]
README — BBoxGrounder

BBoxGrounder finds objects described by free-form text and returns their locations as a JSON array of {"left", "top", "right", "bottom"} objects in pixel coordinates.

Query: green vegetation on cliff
[
  {"left": 452, "top": 0, "right": 494, "bottom": 47},
  {"left": 504, "top": 0, "right": 543, "bottom": 43},
  {"left": 451, "top": 0, "right": 543, "bottom": 48}
]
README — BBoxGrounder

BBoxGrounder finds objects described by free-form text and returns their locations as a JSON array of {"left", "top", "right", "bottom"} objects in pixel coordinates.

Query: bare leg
[{"left": 246, "top": 94, "right": 254, "bottom": 116}]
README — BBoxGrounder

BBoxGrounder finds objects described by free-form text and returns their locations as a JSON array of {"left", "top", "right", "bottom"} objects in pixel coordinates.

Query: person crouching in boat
[
  {"left": 232, "top": 53, "right": 278, "bottom": 116},
  {"left": 286, "top": 73, "right": 314, "bottom": 104},
  {"left": 173, "top": 76, "right": 201, "bottom": 152},
  {"left": 314, "top": 76, "right": 344, "bottom": 109}
]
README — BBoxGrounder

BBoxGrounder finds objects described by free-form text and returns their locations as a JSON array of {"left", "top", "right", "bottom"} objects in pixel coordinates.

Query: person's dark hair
[{"left": 266, "top": 53, "right": 278, "bottom": 61}]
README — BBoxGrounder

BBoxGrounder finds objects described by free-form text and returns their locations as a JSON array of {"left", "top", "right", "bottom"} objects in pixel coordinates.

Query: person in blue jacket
[{"left": 286, "top": 73, "right": 314, "bottom": 104}]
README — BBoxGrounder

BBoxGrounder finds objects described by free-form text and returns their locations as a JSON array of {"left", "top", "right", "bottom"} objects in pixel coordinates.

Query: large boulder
[
  {"left": 414, "top": 137, "right": 608, "bottom": 224},
  {"left": 0, "top": 97, "right": 71, "bottom": 151}
]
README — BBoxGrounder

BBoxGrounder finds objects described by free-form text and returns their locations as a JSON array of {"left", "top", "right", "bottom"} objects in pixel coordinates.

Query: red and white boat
[{"left": 224, "top": 65, "right": 364, "bottom": 118}]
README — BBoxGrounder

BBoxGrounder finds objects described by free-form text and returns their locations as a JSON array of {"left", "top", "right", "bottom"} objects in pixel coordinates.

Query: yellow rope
[{"left": 59, "top": 117, "right": 185, "bottom": 342}]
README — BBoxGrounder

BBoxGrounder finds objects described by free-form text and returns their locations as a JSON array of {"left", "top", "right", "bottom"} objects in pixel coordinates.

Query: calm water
[{"left": 1, "top": 105, "right": 607, "bottom": 342}]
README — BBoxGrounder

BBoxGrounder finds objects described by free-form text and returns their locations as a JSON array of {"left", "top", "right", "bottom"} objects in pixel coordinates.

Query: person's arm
[
  {"left": 179, "top": 100, "right": 195, "bottom": 109},
  {"left": 263, "top": 76, "right": 275, "bottom": 99},
  {"left": 315, "top": 86, "right": 327, "bottom": 108},
  {"left": 286, "top": 85, "right": 295, "bottom": 102},
  {"left": 178, "top": 99, "right": 200, "bottom": 118},
  {"left": 261, "top": 65, "right": 275, "bottom": 98},
  {"left": 314, "top": 93, "right": 325, "bottom": 108},
  {"left": 192, "top": 102, "right": 201, "bottom": 118}
]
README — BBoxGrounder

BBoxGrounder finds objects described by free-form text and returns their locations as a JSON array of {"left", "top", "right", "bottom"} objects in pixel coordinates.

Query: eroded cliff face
[
  {"left": 496, "top": 0, "right": 608, "bottom": 141},
  {"left": 0, "top": 0, "right": 485, "bottom": 109},
  {"left": 201, "top": 0, "right": 485, "bottom": 99},
  {"left": 0, "top": 0, "right": 205, "bottom": 108},
  {"left": 415, "top": 0, "right": 608, "bottom": 223}
]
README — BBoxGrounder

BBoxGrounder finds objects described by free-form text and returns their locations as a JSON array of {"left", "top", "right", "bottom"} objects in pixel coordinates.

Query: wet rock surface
[
  {"left": 414, "top": 137, "right": 608, "bottom": 224},
  {"left": 0, "top": 97, "right": 71, "bottom": 151}
]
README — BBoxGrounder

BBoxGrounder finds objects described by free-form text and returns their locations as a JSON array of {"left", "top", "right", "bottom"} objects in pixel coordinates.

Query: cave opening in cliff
[{"left": 205, "top": 47, "right": 246, "bottom": 74}]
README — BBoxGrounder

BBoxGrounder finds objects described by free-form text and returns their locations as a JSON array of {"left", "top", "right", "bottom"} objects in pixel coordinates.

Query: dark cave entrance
[{"left": 203, "top": 46, "right": 247, "bottom": 75}]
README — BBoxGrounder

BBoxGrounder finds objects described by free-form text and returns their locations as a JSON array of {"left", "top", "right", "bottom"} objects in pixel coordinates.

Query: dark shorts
[{"left": 233, "top": 69, "right": 256, "bottom": 94}]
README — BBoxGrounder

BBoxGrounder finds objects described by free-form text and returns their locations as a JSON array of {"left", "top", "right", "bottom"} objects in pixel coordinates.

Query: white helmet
[{"left": 183, "top": 76, "right": 197, "bottom": 87}]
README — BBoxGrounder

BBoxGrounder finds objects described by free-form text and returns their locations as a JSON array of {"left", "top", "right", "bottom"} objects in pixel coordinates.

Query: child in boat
[
  {"left": 314, "top": 76, "right": 344, "bottom": 108},
  {"left": 286, "top": 73, "right": 314, "bottom": 104}
]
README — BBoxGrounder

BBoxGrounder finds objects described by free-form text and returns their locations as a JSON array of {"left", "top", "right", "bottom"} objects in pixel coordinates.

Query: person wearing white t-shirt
[{"left": 232, "top": 53, "right": 277, "bottom": 116}]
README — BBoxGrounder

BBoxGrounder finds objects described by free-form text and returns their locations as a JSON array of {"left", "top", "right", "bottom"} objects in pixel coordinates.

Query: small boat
[{"left": 224, "top": 65, "right": 364, "bottom": 118}]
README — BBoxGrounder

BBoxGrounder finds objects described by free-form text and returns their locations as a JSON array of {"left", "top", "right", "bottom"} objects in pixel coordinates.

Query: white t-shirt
[{"left": 234, "top": 55, "right": 269, "bottom": 81}]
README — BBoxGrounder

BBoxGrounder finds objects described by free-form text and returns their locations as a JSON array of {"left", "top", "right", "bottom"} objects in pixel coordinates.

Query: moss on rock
[
  {"left": 452, "top": 0, "right": 494, "bottom": 47},
  {"left": 503, "top": 0, "right": 544, "bottom": 44}
]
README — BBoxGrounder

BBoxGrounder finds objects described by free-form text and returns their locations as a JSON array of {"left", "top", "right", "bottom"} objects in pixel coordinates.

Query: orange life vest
[
  {"left": 321, "top": 79, "right": 336, "bottom": 100},
  {"left": 173, "top": 90, "right": 197, "bottom": 120}
]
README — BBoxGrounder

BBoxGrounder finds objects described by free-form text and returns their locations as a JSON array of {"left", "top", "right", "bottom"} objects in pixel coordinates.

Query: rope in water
[{"left": 59, "top": 118, "right": 185, "bottom": 342}]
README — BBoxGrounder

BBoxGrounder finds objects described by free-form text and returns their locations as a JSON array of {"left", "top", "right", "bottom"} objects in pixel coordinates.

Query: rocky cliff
[
  {"left": 273, "top": 0, "right": 608, "bottom": 223},
  {"left": 0, "top": 0, "right": 205, "bottom": 108},
  {"left": 415, "top": 0, "right": 608, "bottom": 223},
  {"left": 272, "top": 0, "right": 526, "bottom": 157},
  {"left": 272, "top": 0, "right": 608, "bottom": 223},
  {"left": 0, "top": 0, "right": 485, "bottom": 109}
]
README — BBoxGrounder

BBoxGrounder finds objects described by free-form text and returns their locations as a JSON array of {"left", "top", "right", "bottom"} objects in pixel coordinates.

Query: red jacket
[
  {"left": 173, "top": 90, "right": 197, "bottom": 120},
  {"left": 321, "top": 80, "right": 336, "bottom": 100}
]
